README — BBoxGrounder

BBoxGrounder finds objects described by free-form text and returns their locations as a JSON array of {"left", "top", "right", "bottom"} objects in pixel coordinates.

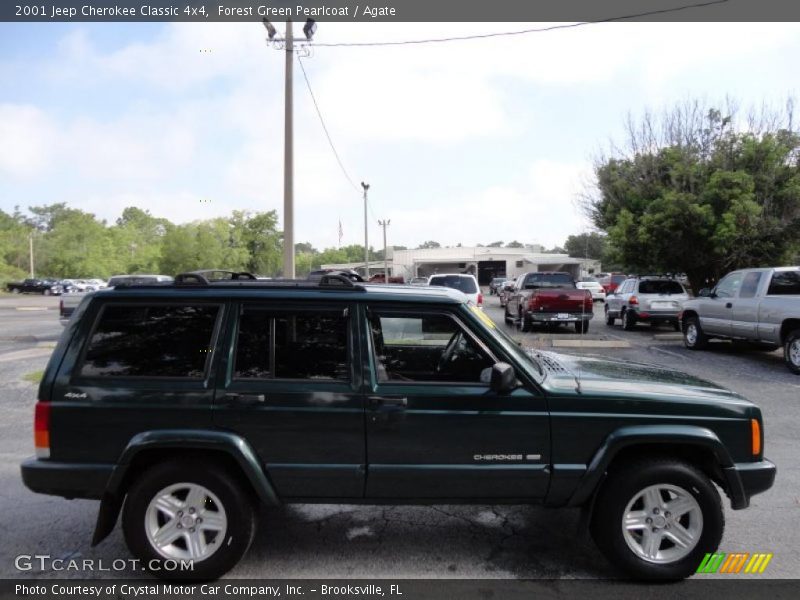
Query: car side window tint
[
  {"left": 369, "top": 312, "right": 493, "bottom": 384},
  {"left": 234, "top": 308, "right": 349, "bottom": 381},
  {"left": 715, "top": 273, "right": 743, "bottom": 299},
  {"left": 767, "top": 270, "right": 800, "bottom": 295},
  {"left": 739, "top": 272, "right": 763, "bottom": 299},
  {"left": 80, "top": 304, "right": 220, "bottom": 378}
]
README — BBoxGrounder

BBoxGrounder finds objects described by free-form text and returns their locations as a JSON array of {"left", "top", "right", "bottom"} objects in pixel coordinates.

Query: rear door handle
[{"left": 223, "top": 393, "right": 265, "bottom": 405}]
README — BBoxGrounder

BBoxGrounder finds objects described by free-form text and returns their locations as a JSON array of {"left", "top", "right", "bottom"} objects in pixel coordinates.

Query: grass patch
[{"left": 22, "top": 370, "right": 44, "bottom": 384}]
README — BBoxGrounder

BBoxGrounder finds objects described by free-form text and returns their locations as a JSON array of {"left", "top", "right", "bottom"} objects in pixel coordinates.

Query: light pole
[
  {"left": 361, "top": 182, "right": 370, "bottom": 278},
  {"left": 28, "top": 231, "right": 34, "bottom": 278},
  {"left": 263, "top": 18, "right": 316, "bottom": 279},
  {"left": 378, "top": 219, "right": 390, "bottom": 282}
]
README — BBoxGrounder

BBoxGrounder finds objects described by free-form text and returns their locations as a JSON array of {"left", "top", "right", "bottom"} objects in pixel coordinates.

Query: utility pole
[
  {"left": 282, "top": 19, "right": 295, "bottom": 279},
  {"left": 28, "top": 231, "right": 34, "bottom": 278},
  {"left": 378, "top": 219, "right": 390, "bottom": 282},
  {"left": 361, "top": 182, "right": 370, "bottom": 278}
]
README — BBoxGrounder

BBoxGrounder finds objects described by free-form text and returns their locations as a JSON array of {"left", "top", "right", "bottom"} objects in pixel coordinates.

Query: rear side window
[
  {"left": 234, "top": 308, "right": 349, "bottom": 380},
  {"left": 638, "top": 280, "right": 685, "bottom": 295},
  {"left": 429, "top": 275, "right": 478, "bottom": 294},
  {"left": 767, "top": 270, "right": 800, "bottom": 295},
  {"left": 80, "top": 304, "right": 220, "bottom": 378}
]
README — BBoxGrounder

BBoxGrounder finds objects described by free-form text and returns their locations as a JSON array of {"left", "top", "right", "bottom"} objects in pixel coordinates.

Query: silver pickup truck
[{"left": 679, "top": 266, "right": 800, "bottom": 374}]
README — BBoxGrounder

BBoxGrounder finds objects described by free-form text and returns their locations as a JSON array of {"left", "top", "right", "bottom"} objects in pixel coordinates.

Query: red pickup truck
[{"left": 504, "top": 271, "right": 593, "bottom": 333}]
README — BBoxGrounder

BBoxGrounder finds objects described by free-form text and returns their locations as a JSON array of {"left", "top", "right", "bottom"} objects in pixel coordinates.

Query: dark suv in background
[{"left": 22, "top": 270, "right": 775, "bottom": 580}]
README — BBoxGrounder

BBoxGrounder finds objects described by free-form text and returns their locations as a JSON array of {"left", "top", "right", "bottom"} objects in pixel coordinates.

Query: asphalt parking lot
[{"left": 0, "top": 292, "right": 797, "bottom": 580}]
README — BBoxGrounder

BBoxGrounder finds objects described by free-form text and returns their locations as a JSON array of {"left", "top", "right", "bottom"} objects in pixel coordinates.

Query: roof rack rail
[{"left": 175, "top": 270, "right": 258, "bottom": 285}]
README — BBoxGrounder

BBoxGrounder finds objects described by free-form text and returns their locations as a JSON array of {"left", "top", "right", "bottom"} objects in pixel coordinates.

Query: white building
[{"left": 322, "top": 246, "right": 601, "bottom": 285}]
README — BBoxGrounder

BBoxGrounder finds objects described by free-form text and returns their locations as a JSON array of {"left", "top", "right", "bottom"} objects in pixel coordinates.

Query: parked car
[
  {"left": 60, "top": 274, "right": 174, "bottom": 325},
  {"left": 576, "top": 278, "right": 607, "bottom": 303},
  {"left": 488, "top": 277, "right": 508, "bottom": 295},
  {"left": 505, "top": 271, "right": 593, "bottom": 333},
  {"left": 368, "top": 273, "right": 405, "bottom": 284},
  {"left": 428, "top": 273, "right": 482, "bottom": 307},
  {"left": 6, "top": 278, "right": 64, "bottom": 295},
  {"left": 599, "top": 273, "right": 627, "bottom": 295},
  {"left": 21, "top": 268, "right": 775, "bottom": 580},
  {"left": 679, "top": 266, "right": 800, "bottom": 374},
  {"left": 308, "top": 268, "right": 365, "bottom": 282},
  {"left": 605, "top": 277, "right": 689, "bottom": 331},
  {"left": 409, "top": 277, "right": 428, "bottom": 286},
  {"left": 498, "top": 279, "right": 516, "bottom": 308}
]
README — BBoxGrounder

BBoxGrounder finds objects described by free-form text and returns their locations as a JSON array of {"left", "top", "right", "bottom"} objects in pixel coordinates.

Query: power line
[
  {"left": 311, "top": 0, "right": 729, "bottom": 48},
  {"left": 296, "top": 55, "right": 360, "bottom": 193}
]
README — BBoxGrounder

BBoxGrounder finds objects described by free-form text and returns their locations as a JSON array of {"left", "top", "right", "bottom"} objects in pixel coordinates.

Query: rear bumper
[
  {"left": 723, "top": 459, "right": 776, "bottom": 510},
  {"left": 529, "top": 312, "right": 593, "bottom": 323},
  {"left": 21, "top": 457, "right": 113, "bottom": 500},
  {"left": 631, "top": 309, "right": 680, "bottom": 322}
]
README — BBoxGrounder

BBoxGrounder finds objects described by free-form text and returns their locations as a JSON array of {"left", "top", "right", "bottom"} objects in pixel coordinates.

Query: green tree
[
  {"left": 486, "top": 241, "right": 504, "bottom": 248},
  {"left": 417, "top": 241, "right": 441, "bottom": 249},
  {"left": 505, "top": 240, "right": 524, "bottom": 248},
  {"left": 564, "top": 232, "right": 607, "bottom": 259},
  {"left": 587, "top": 100, "right": 800, "bottom": 291}
]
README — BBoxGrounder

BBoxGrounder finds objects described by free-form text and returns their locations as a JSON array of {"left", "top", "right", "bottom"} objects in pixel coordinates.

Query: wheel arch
[
  {"left": 567, "top": 425, "right": 739, "bottom": 510},
  {"left": 91, "top": 430, "right": 279, "bottom": 546},
  {"left": 780, "top": 319, "right": 800, "bottom": 344}
]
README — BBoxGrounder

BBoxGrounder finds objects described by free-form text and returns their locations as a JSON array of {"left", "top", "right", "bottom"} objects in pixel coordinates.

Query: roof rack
[{"left": 167, "top": 270, "right": 364, "bottom": 291}]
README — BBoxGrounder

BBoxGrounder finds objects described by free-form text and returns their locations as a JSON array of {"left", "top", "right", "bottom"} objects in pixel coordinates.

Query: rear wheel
[
  {"left": 683, "top": 316, "right": 708, "bottom": 350},
  {"left": 591, "top": 458, "right": 724, "bottom": 580},
  {"left": 122, "top": 460, "right": 257, "bottom": 581},
  {"left": 605, "top": 305, "right": 615, "bottom": 326},
  {"left": 11, "top": 288, "right": 20, "bottom": 294},
  {"left": 622, "top": 309, "right": 636, "bottom": 331},
  {"left": 784, "top": 329, "right": 800, "bottom": 375}
]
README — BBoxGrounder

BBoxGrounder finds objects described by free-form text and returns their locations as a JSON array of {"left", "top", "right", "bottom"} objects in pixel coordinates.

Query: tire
[
  {"left": 122, "top": 460, "right": 257, "bottom": 581},
  {"left": 683, "top": 316, "right": 708, "bottom": 350},
  {"left": 605, "top": 305, "right": 615, "bottom": 327},
  {"left": 575, "top": 320, "right": 589, "bottom": 334},
  {"left": 518, "top": 309, "right": 531, "bottom": 333},
  {"left": 622, "top": 309, "right": 636, "bottom": 331},
  {"left": 590, "top": 458, "right": 724, "bottom": 580},
  {"left": 11, "top": 288, "right": 20, "bottom": 294},
  {"left": 784, "top": 329, "right": 800, "bottom": 375}
]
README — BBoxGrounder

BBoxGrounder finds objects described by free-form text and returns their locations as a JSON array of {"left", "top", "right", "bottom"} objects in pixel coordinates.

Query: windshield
[
  {"left": 638, "top": 280, "right": 685, "bottom": 294},
  {"left": 524, "top": 272, "right": 575, "bottom": 289},
  {"left": 429, "top": 275, "right": 478, "bottom": 294}
]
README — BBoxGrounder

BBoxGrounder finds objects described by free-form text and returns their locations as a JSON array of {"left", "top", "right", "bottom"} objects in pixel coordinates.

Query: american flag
[{"left": 338, "top": 219, "right": 343, "bottom": 246}]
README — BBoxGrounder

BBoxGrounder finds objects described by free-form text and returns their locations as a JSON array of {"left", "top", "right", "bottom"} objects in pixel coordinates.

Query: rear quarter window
[
  {"left": 79, "top": 303, "right": 221, "bottom": 378},
  {"left": 429, "top": 276, "right": 477, "bottom": 294},
  {"left": 767, "top": 270, "right": 800, "bottom": 295}
]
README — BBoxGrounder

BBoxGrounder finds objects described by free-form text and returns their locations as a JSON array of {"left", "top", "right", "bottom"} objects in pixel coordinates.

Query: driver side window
[
  {"left": 715, "top": 272, "right": 743, "bottom": 299},
  {"left": 369, "top": 311, "right": 494, "bottom": 384}
]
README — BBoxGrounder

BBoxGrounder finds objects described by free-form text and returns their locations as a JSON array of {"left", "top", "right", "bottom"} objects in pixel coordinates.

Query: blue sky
[{"left": 1, "top": 22, "right": 798, "bottom": 249}]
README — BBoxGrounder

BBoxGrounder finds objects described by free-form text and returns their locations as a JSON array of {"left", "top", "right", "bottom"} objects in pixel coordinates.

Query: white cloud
[{"left": 0, "top": 104, "right": 55, "bottom": 177}]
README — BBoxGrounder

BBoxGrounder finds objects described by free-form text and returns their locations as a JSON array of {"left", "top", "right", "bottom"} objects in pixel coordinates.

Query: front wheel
[
  {"left": 42, "top": 289, "right": 51, "bottom": 296},
  {"left": 590, "top": 458, "right": 724, "bottom": 580},
  {"left": 122, "top": 460, "right": 257, "bottom": 581},
  {"left": 10, "top": 288, "right": 20, "bottom": 294},
  {"left": 683, "top": 316, "right": 708, "bottom": 350},
  {"left": 785, "top": 329, "right": 800, "bottom": 375}
]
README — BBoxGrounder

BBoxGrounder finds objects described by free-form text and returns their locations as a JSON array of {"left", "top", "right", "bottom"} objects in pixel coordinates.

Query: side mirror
[
  {"left": 697, "top": 288, "right": 711, "bottom": 297},
  {"left": 490, "top": 362, "right": 517, "bottom": 393}
]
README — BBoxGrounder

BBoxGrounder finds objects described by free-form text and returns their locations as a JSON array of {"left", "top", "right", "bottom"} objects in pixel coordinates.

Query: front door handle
[
  {"left": 223, "top": 392, "right": 265, "bottom": 405},
  {"left": 369, "top": 396, "right": 408, "bottom": 409},
  {"left": 725, "top": 302, "right": 733, "bottom": 309}
]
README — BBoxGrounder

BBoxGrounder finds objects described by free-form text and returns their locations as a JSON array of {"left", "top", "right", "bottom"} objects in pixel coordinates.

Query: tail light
[
  {"left": 529, "top": 295, "right": 542, "bottom": 311},
  {"left": 584, "top": 290, "right": 593, "bottom": 309},
  {"left": 477, "top": 293, "right": 483, "bottom": 306},
  {"left": 34, "top": 402, "right": 50, "bottom": 459},
  {"left": 629, "top": 295, "right": 639, "bottom": 306}
]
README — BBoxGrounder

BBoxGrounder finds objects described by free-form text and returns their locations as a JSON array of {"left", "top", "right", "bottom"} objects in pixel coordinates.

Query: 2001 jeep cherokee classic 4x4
[{"left": 21, "top": 271, "right": 776, "bottom": 581}]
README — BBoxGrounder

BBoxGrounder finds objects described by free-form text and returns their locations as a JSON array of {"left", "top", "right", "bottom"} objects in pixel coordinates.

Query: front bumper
[
  {"left": 723, "top": 459, "right": 776, "bottom": 510},
  {"left": 21, "top": 457, "right": 113, "bottom": 500}
]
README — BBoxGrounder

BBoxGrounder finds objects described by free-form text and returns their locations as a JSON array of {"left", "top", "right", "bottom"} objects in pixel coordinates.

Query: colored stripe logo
[{"left": 696, "top": 552, "right": 773, "bottom": 574}]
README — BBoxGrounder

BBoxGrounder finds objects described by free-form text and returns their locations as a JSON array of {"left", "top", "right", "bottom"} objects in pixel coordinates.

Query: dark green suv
[{"left": 21, "top": 271, "right": 775, "bottom": 580}]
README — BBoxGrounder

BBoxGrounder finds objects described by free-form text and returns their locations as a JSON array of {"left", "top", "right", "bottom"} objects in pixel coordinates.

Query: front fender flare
[
  {"left": 92, "top": 429, "right": 279, "bottom": 545},
  {"left": 566, "top": 424, "right": 735, "bottom": 508}
]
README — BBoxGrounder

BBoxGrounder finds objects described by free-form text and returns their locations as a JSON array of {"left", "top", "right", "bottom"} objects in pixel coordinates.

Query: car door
[
  {"left": 731, "top": 271, "right": 763, "bottom": 339},
  {"left": 213, "top": 300, "right": 365, "bottom": 499},
  {"left": 607, "top": 280, "right": 629, "bottom": 315},
  {"left": 362, "top": 304, "right": 550, "bottom": 499},
  {"left": 701, "top": 272, "right": 744, "bottom": 336}
]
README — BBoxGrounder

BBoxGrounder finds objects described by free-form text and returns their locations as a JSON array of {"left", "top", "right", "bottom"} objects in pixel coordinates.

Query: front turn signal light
[{"left": 751, "top": 418, "right": 761, "bottom": 456}]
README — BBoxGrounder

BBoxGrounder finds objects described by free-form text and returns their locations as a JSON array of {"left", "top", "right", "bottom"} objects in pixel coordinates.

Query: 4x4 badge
[{"left": 64, "top": 392, "right": 87, "bottom": 399}]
